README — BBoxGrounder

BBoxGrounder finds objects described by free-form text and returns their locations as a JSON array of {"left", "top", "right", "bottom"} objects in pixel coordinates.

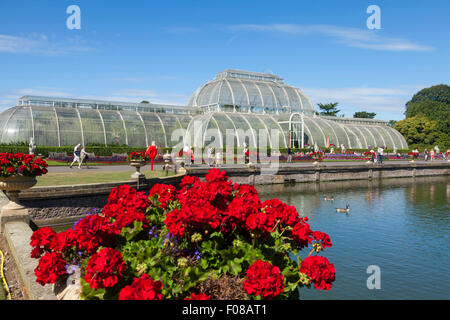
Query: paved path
[{"left": 48, "top": 159, "right": 450, "bottom": 173}]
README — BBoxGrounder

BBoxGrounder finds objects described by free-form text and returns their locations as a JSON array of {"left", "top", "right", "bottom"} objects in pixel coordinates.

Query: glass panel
[
  {"left": 140, "top": 113, "right": 166, "bottom": 148},
  {"left": 228, "top": 79, "right": 248, "bottom": 107},
  {"left": 55, "top": 107, "right": 83, "bottom": 147},
  {"left": 99, "top": 110, "right": 127, "bottom": 146},
  {"left": 1, "top": 107, "right": 32, "bottom": 144},
  {"left": 258, "top": 115, "right": 287, "bottom": 148},
  {"left": 33, "top": 106, "right": 59, "bottom": 146},
  {"left": 79, "top": 108, "right": 105, "bottom": 146},
  {"left": 120, "top": 111, "right": 146, "bottom": 147},
  {"left": 158, "top": 114, "right": 182, "bottom": 148},
  {"left": 283, "top": 86, "right": 302, "bottom": 113}
]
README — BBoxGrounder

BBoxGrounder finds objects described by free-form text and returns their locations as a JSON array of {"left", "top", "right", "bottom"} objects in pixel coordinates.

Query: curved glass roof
[
  {"left": 184, "top": 112, "right": 408, "bottom": 150},
  {"left": 0, "top": 106, "right": 192, "bottom": 148},
  {"left": 187, "top": 69, "right": 316, "bottom": 115}
]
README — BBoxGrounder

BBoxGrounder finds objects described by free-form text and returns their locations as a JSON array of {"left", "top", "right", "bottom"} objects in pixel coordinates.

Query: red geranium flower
[
  {"left": 243, "top": 260, "right": 285, "bottom": 299},
  {"left": 30, "top": 227, "right": 56, "bottom": 252},
  {"left": 149, "top": 184, "right": 176, "bottom": 209},
  {"left": 119, "top": 274, "right": 164, "bottom": 300},
  {"left": 300, "top": 256, "right": 336, "bottom": 290},
  {"left": 312, "top": 231, "right": 332, "bottom": 249},
  {"left": 184, "top": 293, "right": 211, "bottom": 300},
  {"left": 34, "top": 252, "right": 67, "bottom": 285},
  {"left": 84, "top": 248, "right": 127, "bottom": 289}
]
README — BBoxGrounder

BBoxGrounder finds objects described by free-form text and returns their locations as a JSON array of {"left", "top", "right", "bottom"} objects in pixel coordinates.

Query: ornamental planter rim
[
  {"left": 129, "top": 160, "right": 147, "bottom": 165},
  {"left": 0, "top": 175, "right": 37, "bottom": 191}
]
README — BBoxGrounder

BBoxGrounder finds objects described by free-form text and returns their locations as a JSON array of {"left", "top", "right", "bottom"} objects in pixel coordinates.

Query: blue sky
[{"left": 0, "top": 0, "right": 448, "bottom": 120}]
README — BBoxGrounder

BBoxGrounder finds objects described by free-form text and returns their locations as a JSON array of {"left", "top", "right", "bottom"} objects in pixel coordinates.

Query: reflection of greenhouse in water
[{"left": 0, "top": 69, "right": 407, "bottom": 149}]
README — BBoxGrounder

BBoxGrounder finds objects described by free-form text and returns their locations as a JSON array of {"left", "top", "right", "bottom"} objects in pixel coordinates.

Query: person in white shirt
[
  {"left": 377, "top": 146, "right": 384, "bottom": 164},
  {"left": 207, "top": 147, "right": 214, "bottom": 166},
  {"left": 215, "top": 151, "right": 221, "bottom": 167},
  {"left": 69, "top": 144, "right": 82, "bottom": 169}
]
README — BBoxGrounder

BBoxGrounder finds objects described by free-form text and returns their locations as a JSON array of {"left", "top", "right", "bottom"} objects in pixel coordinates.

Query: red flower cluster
[
  {"left": 102, "top": 184, "right": 151, "bottom": 231},
  {"left": 149, "top": 184, "right": 176, "bottom": 209},
  {"left": 30, "top": 227, "right": 56, "bottom": 258},
  {"left": 184, "top": 293, "right": 211, "bottom": 300},
  {"left": 127, "top": 151, "right": 148, "bottom": 161},
  {"left": 243, "top": 260, "right": 285, "bottom": 299},
  {"left": 84, "top": 248, "right": 127, "bottom": 289},
  {"left": 300, "top": 256, "right": 336, "bottom": 290},
  {"left": 313, "top": 231, "right": 332, "bottom": 249},
  {"left": 34, "top": 252, "right": 67, "bottom": 285},
  {"left": 119, "top": 274, "right": 164, "bottom": 300},
  {"left": 0, "top": 152, "right": 48, "bottom": 178},
  {"left": 164, "top": 168, "right": 316, "bottom": 247},
  {"left": 74, "top": 214, "right": 117, "bottom": 253}
]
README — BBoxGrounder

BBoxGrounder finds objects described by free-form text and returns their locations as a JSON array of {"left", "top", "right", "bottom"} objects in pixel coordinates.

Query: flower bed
[
  {"left": 0, "top": 153, "right": 48, "bottom": 177},
  {"left": 127, "top": 151, "right": 148, "bottom": 162},
  {"left": 30, "top": 169, "right": 335, "bottom": 300}
]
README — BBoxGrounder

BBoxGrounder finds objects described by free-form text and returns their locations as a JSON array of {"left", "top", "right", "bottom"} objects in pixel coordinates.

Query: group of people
[
  {"left": 367, "top": 146, "right": 386, "bottom": 164},
  {"left": 206, "top": 146, "right": 222, "bottom": 167},
  {"left": 69, "top": 144, "right": 90, "bottom": 169},
  {"left": 423, "top": 146, "right": 442, "bottom": 161}
]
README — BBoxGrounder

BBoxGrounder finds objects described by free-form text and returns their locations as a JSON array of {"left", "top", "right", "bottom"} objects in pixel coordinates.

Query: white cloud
[
  {"left": 228, "top": 24, "right": 433, "bottom": 52},
  {"left": 0, "top": 33, "right": 96, "bottom": 55},
  {"left": 302, "top": 86, "right": 425, "bottom": 120}
]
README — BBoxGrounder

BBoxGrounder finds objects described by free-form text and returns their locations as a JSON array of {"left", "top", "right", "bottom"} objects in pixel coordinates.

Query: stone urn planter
[
  {"left": 129, "top": 160, "right": 147, "bottom": 180},
  {"left": 0, "top": 175, "right": 37, "bottom": 211},
  {"left": 174, "top": 156, "right": 187, "bottom": 174},
  {"left": 0, "top": 175, "right": 37, "bottom": 231}
]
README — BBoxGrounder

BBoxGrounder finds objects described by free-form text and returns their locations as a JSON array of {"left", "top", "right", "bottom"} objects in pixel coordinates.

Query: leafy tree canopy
[
  {"left": 353, "top": 111, "right": 376, "bottom": 119},
  {"left": 387, "top": 120, "right": 397, "bottom": 128},
  {"left": 406, "top": 84, "right": 450, "bottom": 107},
  {"left": 317, "top": 102, "right": 340, "bottom": 116},
  {"left": 394, "top": 115, "right": 449, "bottom": 148}
]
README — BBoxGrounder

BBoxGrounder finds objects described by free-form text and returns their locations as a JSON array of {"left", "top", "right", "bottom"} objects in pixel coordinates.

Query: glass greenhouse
[{"left": 0, "top": 69, "right": 408, "bottom": 149}]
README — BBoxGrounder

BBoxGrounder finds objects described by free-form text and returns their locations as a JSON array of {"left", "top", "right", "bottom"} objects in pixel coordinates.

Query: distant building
[{"left": 0, "top": 69, "right": 407, "bottom": 149}]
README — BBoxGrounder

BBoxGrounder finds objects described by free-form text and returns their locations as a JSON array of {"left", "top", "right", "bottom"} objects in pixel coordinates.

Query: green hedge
[
  {"left": 0, "top": 144, "right": 416, "bottom": 157},
  {"left": 0, "top": 145, "right": 173, "bottom": 157}
]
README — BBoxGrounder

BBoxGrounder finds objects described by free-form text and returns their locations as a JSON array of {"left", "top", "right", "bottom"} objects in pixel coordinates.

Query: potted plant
[
  {"left": 30, "top": 169, "right": 336, "bottom": 300},
  {"left": 0, "top": 152, "right": 48, "bottom": 213},
  {"left": 310, "top": 151, "right": 324, "bottom": 165},
  {"left": 127, "top": 151, "right": 148, "bottom": 179},
  {"left": 408, "top": 150, "right": 419, "bottom": 162}
]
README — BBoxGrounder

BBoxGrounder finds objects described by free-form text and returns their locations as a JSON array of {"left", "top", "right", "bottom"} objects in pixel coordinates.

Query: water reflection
[{"left": 257, "top": 176, "right": 450, "bottom": 300}]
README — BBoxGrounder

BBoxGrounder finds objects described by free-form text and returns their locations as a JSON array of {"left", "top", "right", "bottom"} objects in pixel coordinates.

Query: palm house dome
[{"left": 187, "top": 69, "right": 316, "bottom": 115}]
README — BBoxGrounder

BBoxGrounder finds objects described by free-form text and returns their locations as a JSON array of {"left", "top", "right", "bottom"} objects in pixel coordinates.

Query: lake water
[{"left": 257, "top": 176, "right": 450, "bottom": 300}]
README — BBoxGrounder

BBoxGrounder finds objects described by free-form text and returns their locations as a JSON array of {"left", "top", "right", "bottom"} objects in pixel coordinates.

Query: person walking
[
  {"left": 377, "top": 146, "right": 384, "bottom": 164},
  {"left": 430, "top": 149, "right": 435, "bottom": 161},
  {"left": 70, "top": 143, "right": 82, "bottom": 169},
  {"left": 424, "top": 149, "right": 429, "bottom": 161},
  {"left": 244, "top": 144, "right": 249, "bottom": 164},
  {"left": 215, "top": 150, "right": 221, "bottom": 167},
  {"left": 80, "top": 146, "right": 89, "bottom": 169},
  {"left": 207, "top": 147, "right": 214, "bottom": 167},
  {"left": 287, "top": 146, "right": 292, "bottom": 163}
]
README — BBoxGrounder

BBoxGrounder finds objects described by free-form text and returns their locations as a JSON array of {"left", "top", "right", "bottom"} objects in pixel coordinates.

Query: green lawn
[
  {"left": 45, "top": 160, "right": 128, "bottom": 166},
  {"left": 35, "top": 170, "right": 173, "bottom": 187}
]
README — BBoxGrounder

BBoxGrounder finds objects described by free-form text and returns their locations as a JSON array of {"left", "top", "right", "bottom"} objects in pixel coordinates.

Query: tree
[
  {"left": 141, "top": 100, "right": 150, "bottom": 104},
  {"left": 394, "top": 115, "right": 442, "bottom": 147},
  {"left": 406, "top": 84, "right": 450, "bottom": 108},
  {"left": 353, "top": 111, "right": 376, "bottom": 119},
  {"left": 387, "top": 120, "right": 397, "bottom": 128},
  {"left": 317, "top": 102, "right": 340, "bottom": 116}
]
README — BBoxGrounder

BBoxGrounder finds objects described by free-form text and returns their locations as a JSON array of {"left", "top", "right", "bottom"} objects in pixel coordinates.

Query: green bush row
[{"left": 0, "top": 144, "right": 416, "bottom": 157}]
